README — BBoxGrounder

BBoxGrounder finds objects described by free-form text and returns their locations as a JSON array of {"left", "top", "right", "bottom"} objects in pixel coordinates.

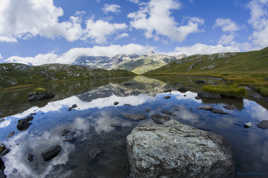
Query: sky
[{"left": 0, "top": 0, "right": 268, "bottom": 65}]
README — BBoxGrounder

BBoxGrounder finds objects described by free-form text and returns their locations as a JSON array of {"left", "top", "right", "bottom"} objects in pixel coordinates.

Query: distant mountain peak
[{"left": 148, "top": 50, "right": 156, "bottom": 56}]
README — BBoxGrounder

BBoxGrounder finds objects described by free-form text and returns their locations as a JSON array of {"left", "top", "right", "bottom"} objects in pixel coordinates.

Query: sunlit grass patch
[
  {"left": 202, "top": 85, "right": 247, "bottom": 98},
  {"left": 3, "top": 84, "right": 34, "bottom": 91},
  {"left": 34, "top": 87, "right": 47, "bottom": 93}
]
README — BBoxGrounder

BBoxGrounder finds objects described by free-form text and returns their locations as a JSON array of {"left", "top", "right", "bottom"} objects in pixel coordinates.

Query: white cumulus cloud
[
  {"left": 215, "top": 18, "right": 239, "bottom": 32},
  {"left": 248, "top": 0, "right": 268, "bottom": 48},
  {"left": 128, "top": 0, "right": 204, "bottom": 42},
  {"left": 215, "top": 18, "right": 239, "bottom": 46},
  {"left": 0, "top": 0, "right": 127, "bottom": 44},
  {"left": 103, "top": 4, "right": 121, "bottom": 13},
  {"left": 129, "top": 0, "right": 140, "bottom": 4},
  {"left": 0, "top": 0, "right": 84, "bottom": 42},
  {"left": 170, "top": 43, "right": 240, "bottom": 56},
  {"left": 84, "top": 19, "right": 127, "bottom": 44}
]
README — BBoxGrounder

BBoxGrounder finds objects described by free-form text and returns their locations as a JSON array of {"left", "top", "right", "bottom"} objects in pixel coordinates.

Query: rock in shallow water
[
  {"left": 151, "top": 114, "right": 170, "bottom": 124},
  {"left": 0, "top": 144, "right": 9, "bottom": 156},
  {"left": 42, "top": 145, "right": 62, "bottom": 162},
  {"left": 17, "top": 115, "right": 34, "bottom": 131},
  {"left": 122, "top": 113, "right": 147, "bottom": 121},
  {"left": 257, "top": 120, "right": 268, "bottom": 129},
  {"left": 244, "top": 122, "right": 253, "bottom": 128},
  {"left": 127, "top": 120, "right": 234, "bottom": 178},
  {"left": 198, "top": 92, "right": 222, "bottom": 99}
]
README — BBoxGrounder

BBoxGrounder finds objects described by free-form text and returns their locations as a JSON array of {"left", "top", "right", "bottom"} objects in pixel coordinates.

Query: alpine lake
[{"left": 0, "top": 75, "right": 268, "bottom": 178}]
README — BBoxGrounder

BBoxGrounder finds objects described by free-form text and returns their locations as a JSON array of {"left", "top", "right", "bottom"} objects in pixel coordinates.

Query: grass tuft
[{"left": 202, "top": 85, "right": 247, "bottom": 98}]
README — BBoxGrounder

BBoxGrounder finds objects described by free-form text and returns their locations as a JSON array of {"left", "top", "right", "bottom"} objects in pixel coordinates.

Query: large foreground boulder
[{"left": 127, "top": 120, "right": 234, "bottom": 178}]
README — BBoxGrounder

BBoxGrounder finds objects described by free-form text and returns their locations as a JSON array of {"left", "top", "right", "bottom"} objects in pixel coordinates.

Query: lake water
[{"left": 1, "top": 76, "right": 268, "bottom": 178}]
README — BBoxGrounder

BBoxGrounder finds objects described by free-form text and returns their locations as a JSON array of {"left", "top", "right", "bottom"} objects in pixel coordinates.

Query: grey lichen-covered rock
[{"left": 127, "top": 120, "right": 234, "bottom": 178}]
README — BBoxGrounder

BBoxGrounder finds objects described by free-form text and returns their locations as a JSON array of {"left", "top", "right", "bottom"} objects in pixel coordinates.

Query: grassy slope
[
  {"left": 0, "top": 63, "right": 135, "bottom": 89},
  {"left": 146, "top": 47, "right": 268, "bottom": 96}
]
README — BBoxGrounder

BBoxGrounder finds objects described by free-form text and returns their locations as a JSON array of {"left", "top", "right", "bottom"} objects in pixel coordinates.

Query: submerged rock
[
  {"left": 211, "top": 108, "right": 228, "bottom": 115},
  {"left": 257, "top": 120, "right": 268, "bottom": 129},
  {"left": 8, "top": 131, "right": 15, "bottom": 138},
  {"left": 224, "top": 105, "right": 236, "bottom": 110},
  {"left": 161, "top": 110, "right": 173, "bottom": 116},
  {"left": 150, "top": 114, "right": 171, "bottom": 124},
  {"left": 122, "top": 113, "right": 147, "bottom": 121},
  {"left": 42, "top": 145, "right": 62, "bottom": 161},
  {"left": 198, "top": 92, "right": 221, "bottom": 99},
  {"left": 17, "top": 115, "right": 34, "bottom": 131},
  {"left": 199, "top": 105, "right": 228, "bottom": 115},
  {"left": 199, "top": 105, "right": 214, "bottom": 111},
  {"left": 28, "top": 153, "right": 34, "bottom": 162},
  {"left": 88, "top": 147, "right": 103, "bottom": 162},
  {"left": 195, "top": 96, "right": 201, "bottom": 100},
  {"left": 61, "top": 129, "right": 77, "bottom": 143},
  {"left": 164, "top": 95, "right": 171, "bottom": 99},
  {"left": 127, "top": 120, "right": 234, "bottom": 178},
  {"left": 145, "top": 109, "right": 151, "bottom": 113}
]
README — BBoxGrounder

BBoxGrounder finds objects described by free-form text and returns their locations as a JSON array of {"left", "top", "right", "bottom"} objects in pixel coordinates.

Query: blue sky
[{"left": 0, "top": 0, "right": 267, "bottom": 65}]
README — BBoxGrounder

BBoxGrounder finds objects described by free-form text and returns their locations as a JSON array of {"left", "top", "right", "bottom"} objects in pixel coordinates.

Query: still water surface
[{"left": 0, "top": 76, "right": 268, "bottom": 178}]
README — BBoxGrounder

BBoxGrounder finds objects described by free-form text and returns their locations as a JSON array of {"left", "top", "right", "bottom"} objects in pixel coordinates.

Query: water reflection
[{"left": 0, "top": 76, "right": 268, "bottom": 177}]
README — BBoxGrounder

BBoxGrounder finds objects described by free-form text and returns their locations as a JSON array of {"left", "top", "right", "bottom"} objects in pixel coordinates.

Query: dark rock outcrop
[
  {"left": 28, "top": 91, "right": 54, "bottom": 102},
  {"left": 177, "top": 87, "right": 188, "bottom": 93},
  {"left": 195, "top": 80, "right": 206, "bottom": 84},
  {"left": 0, "top": 158, "right": 6, "bottom": 178},
  {"left": 127, "top": 120, "right": 234, "bottom": 178},
  {"left": 28, "top": 154, "right": 34, "bottom": 162},
  {"left": 0, "top": 144, "right": 9, "bottom": 156}
]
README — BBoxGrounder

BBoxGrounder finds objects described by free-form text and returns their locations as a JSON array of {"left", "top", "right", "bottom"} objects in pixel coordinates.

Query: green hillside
[
  {"left": 0, "top": 63, "right": 135, "bottom": 89},
  {"left": 146, "top": 47, "right": 268, "bottom": 96}
]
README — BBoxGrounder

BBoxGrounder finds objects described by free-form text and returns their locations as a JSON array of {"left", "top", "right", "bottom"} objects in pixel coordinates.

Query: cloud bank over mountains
[{"left": 0, "top": 0, "right": 268, "bottom": 65}]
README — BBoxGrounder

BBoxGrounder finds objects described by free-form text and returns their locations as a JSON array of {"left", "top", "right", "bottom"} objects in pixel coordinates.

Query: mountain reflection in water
[{"left": 0, "top": 76, "right": 268, "bottom": 178}]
